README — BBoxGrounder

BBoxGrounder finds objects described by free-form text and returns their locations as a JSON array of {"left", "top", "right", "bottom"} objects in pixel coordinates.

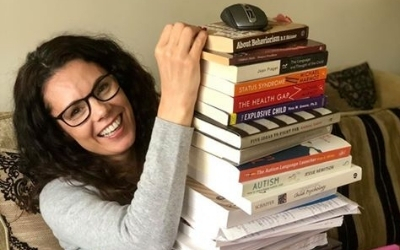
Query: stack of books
[{"left": 175, "top": 18, "right": 362, "bottom": 250}]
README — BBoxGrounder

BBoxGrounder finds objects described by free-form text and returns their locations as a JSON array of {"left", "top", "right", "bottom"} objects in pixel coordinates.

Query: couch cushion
[
  {"left": 325, "top": 62, "right": 377, "bottom": 111},
  {"left": 329, "top": 107, "right": 400, "bottom": 250},
  {"left": 372, "top": 70, "right": 400, "bottom": 109},
  {"left": 0, "top": 112, "right": 17, "bottom": 152},
  {"left": 0, "top": 151, "right": 62, "bottom": 249}
]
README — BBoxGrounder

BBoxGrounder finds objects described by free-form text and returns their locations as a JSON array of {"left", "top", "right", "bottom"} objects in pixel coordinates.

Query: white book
[
  {"left": 189, "top": 165, "right": 362, "bottom": 215},
  {"left": 201, "top": 58, "right": 281, "bottom": 82},
  {"left": 184, "top": 192, "right": 357, "bottom": 243},
  {"left": 191, "top": 124, "right": 333, "bottom": 165},
  {"left": 200, "top": 51, "right": 328, "bottom": 82},
  {"left": 183, "top": 177, "right": 337, "bottom": 229},
  {"left": 193, "top": 107, "right": 340, "bottom": 149},
  {"left": 175, "top": 226, "right": 329, "bottom": 250},
  {"left": 189, "top": 133, "right": 351, "bottom": 183},
  {"left": 188, "top": 155, "right": 352, "bottom": 198},
  {"left": 264, "top": 232, "right": 328, "bottom": 250}
]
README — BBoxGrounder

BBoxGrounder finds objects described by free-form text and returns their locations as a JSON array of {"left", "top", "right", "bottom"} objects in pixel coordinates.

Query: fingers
[
  {"left": 156, "top": 24, "right": 173, "bottom": 48},
  {"left": 189, "top": 28, "right": 208, "bottom": 58},
  {"left": 156, "top": 22, "right": 207, "bottom": 55}
]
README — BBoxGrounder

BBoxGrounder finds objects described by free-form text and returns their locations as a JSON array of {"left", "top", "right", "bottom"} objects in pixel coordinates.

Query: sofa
[{"left": 1, "top": 64, "right": 399, "bottom": 250}]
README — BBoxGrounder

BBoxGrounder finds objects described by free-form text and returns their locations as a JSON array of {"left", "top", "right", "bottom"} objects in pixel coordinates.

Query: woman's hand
[{"left": 155, "top": 22, "right": 208, "bottom": 126}]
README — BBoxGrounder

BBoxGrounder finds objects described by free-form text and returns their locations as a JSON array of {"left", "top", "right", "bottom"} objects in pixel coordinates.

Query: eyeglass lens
[{"left": 62, "top": 74, "right": 119, "bottom": 126}]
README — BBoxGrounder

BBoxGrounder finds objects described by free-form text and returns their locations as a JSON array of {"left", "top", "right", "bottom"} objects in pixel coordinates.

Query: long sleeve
[{"left": 39, "top": 118, "right": 193, "bottom": 250}]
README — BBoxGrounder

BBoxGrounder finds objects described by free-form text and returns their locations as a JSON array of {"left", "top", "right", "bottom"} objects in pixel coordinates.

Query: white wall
[{"left": 1, "top": 0, "right": 399, "bottom": 111}]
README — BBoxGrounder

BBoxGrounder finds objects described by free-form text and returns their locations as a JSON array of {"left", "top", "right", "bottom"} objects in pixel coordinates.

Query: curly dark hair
[{"left": 13, "top": 34, "right": 159, "bottom": 213}]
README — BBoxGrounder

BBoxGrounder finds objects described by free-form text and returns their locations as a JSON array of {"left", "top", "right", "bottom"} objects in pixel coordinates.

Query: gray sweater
[{"left": 39, "top": 118, "right": 193, "bottom": 250}]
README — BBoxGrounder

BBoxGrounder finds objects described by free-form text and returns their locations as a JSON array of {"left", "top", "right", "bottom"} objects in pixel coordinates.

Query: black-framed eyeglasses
[{"left": 54, "top": 73, "right": 120, "bottom": 127}]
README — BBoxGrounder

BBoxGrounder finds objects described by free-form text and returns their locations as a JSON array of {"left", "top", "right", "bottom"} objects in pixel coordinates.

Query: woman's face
[{"left": 43, "top": 59, "right": 136, "bottom": 161}]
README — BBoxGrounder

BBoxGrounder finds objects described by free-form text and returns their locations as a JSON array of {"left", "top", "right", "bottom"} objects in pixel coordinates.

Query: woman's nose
[{"left": 88, "top": 97, "right": 112, "bottom": 121}]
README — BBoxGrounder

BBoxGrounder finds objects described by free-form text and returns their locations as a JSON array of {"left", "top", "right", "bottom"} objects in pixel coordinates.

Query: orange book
[{"left": 201, "top": 67, "right": 327, "bottom": 97}]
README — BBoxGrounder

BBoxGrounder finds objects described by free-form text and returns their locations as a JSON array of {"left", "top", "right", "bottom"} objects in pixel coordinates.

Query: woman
[{"left": 13, "top": 23, "right": 207, "bottom": 249}]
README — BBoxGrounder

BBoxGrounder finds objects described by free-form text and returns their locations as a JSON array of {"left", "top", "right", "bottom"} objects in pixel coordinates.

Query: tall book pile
[{"left": 175, "top": 18, "right": 362, "bottom": 250}]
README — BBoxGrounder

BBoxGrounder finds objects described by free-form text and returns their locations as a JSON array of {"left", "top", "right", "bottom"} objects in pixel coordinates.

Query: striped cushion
[{"left": 329, "top": 107, "right": 400, "bottom": 250}]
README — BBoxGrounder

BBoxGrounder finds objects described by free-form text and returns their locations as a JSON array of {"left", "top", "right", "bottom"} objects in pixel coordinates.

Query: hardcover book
[
  {"left": 201, "top": 39, "right": 327, "bottom": 66},
  {"left": 195, "top": 95, "right": 327, "bottom": 125},
  {"left": 193, "top": 107, "right": 340, "bottom": 149},
  {"left": 191, "top": 124, "right": 332, "bottom": 165},
  {"left": 189, "top": 133, "right": 351, "bottom": 182},
  {"left": 201, "top": 66, "right": 327, "bottom": 97},
  {"left": 201, "top": 51, "right": 328, "bottom": 82},
  {"left": 204, "top": 19, "right": 309, "bottom": 53},
  {"left": 190, "top": 164, "right": 362, "bottom": 215},
  {"left": 198, "top": 79, "right": 326, "bottom": 113}
]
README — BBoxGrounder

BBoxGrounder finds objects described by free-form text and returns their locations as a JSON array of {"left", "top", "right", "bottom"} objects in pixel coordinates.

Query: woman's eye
[
  {"left": 66, "top": 105, "right": 86, "bottom": 120},
  {"left": 95, "top": 81, "right": 111, "bottom": 97}
]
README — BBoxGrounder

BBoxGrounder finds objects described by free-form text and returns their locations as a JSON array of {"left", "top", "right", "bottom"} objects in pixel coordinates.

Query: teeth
[{"left": 100, "top": 116, "right": 122, "bottom": 137}]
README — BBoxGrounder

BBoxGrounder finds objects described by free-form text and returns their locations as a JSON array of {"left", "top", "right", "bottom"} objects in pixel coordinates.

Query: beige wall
[{"left": 1, "top": 0, "right": 399, "bottom": 111}]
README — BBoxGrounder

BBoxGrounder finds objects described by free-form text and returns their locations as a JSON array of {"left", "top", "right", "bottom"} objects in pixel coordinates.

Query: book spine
[
  {"left": 231, "top": 42, "right": 326, "bottom": 66},
  {"left": 280, "top": 51, "right": 329, "bottom": 75},
  {"left": 231, "top": 95, "right": 327, "bottom": 125},
  {"left": 201, "top": 41, "right": 327, "bottom": 66},
  {"left": 241, "top": 156, "right": 352, "bottom": 197},
  {"left": 233, "top": 26, "right": 309, "bottom": 53},
  {"left": 248, "top": 165, "right": 362, "bottom": 214},
  {"left": 202, "top": 51, "right": 328, "bottom": 83},
  {"left": 238, "top": 106, "right": 339, "bottom": 148},
  {"left": 232, "top": 79, "right": 325, "bottom": 113},
  {"left": 233, "top": 67, "right": 327, "bottom": 97},
  {"left": 239, "top": 146, "right": 352, "bottom": 182}
]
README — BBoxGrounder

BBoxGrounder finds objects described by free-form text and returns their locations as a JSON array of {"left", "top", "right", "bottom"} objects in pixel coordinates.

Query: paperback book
[
  {"left": 203, "top": 19, "right": 309, "bottom": 53},
  {"left": 201, "top": 51, "right": 328, "bottom": 82},
  {"left": 191, "top": 124, "right": 332, "bottom": 165},
  {"left": 193, "top": 107, "right": 340, "bottom": 148},
  {"left": 198, "top": 79, "right": 326, "bottom": 113},
  {"left": 195, "top": 95, "right": 327, "bottom": 125},
  {"left": 188, "top": 155, "right": 352, "bottom": 197},
  {"left": 189, "top": 133, "right": 351, "bottom": 182},
  {"left": 177, "top": 221, "right": 330, "bottom": 250},
  {"left": 189, "top": 164, "right": 362, "bottom": 215},
  {"left": 186, "top": 193, "right": 357, "bottom": 243},
  {"left": 201, "top": 66, "right": 327, "bottom": 97},
  {"left": 201, "top": 39, "right": 327, "bottom": 66},
  {"left": 182, "top": 176, "right": 337, "bottom": 228}
]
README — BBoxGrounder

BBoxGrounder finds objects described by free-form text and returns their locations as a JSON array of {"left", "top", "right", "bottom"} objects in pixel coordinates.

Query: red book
[{"left": 198, "top": 79, "right": 326, "bottom": 113}]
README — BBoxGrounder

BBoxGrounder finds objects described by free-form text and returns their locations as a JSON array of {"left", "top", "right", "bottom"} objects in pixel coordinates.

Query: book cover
[
  {"left": 191, "top": 124, "right": 333, "bottom": 165},
  {"left": 188, "top": 155, "right": 352, "bottom": 198},
  {"left": 189, "top": 133, "right": 351, "bottom": 181},
  {"left": 193, "top": 164, "right": 362, "bottom": 215},
  {"left": 193, "top": 107, "right": 340, "bottom": 148},
  {"left": 201, "top": 39, "right": 327, "bottom": 66},
  {"left": 201, "top": 51, "right": 328, "bottom": 82},
  {"left": 195, "top": 95, "right": 327, "bottom": 126},
  {"left": 183, "top": 176, "right": 338, "bottom": 228},
  {"left": 198, "top": 79, "right": 326, "bottom": 113},
  {"left": 204, "top": 19, "right": 309, "bottom": 53},
  {"left": 201, "top": 66, "right": 327, "bottom": 97}
]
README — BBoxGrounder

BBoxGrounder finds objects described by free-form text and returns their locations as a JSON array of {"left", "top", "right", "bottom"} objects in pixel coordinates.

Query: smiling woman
[
  {"left": 11, "top": 23, "right": 208, "bottom": 249},
  {"left": 52, "top": 72, "right": 121, "bottom": 127}
]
